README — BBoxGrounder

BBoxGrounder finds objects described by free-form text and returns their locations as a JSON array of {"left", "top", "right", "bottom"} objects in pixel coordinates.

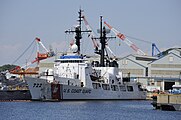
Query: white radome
[{"left": 71, "top": 44, "right": 78, "bottom": 52}]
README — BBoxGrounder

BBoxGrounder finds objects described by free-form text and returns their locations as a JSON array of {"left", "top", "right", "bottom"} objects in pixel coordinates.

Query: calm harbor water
[{"left": 0, "top": 100, "right": 180, "bottom": 120}]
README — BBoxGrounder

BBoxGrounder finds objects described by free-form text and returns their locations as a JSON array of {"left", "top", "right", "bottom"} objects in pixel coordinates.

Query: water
[{"left": 0, "top": 100, "right": 180, "bottom": 120}]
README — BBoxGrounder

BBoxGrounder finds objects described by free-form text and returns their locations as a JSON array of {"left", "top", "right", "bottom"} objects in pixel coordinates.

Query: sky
[{"left": 0, "top": 0, "right": 181, "bottom": 66}]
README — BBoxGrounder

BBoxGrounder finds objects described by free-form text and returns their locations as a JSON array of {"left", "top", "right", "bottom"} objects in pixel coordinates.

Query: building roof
[
  {"left": 119, "top": 54, "right": 157, "bottom": 61},
  {"left": 125, "top": 58, "right": 147, "bottom": 68},
  {"left": 148, "top": 52, "right": 181, "bottom": 65},
  {"left": 160, "top": 48, "right": 181, "bottom": 56}
]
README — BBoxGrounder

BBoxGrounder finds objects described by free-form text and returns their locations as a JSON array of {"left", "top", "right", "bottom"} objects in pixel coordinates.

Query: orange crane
[
  {"left": 104, "top": 21, "right": 146, "bottom": 56},
  {"left": 82, "top": 15, "right": 99, "bottom": 51},
  {"left": 9, "top": 37, "right": 54, "bottom": 75},
  {"left": 31, "top": 37, "right": 54, "bottom": 64},
  {"left": 9, "top": 66, "right": 39, "bottom": 75}
]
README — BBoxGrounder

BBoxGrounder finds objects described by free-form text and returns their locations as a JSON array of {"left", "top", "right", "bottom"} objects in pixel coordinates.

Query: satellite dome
[{"left": 71, "top": 44, "right": 78, "bottom": 52}]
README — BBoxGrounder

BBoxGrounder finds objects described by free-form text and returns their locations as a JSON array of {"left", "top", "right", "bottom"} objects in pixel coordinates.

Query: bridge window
[
  {"left": 92, "top": 83, "right": 101, "bottom": 89},
  {"left": 111, "top": 85, "right": 119, "bottom": 91},
  {"left": 119, "top": 85, "right": 126, "bottom": 91},
  {"left": 127, "top": 86, "right": 134, "bottom": 92},
  {"left": 102, "top": 84, "right": 110, "bottom": 90},
  {"left": 60, "top": 60, "right": 83, "bottom": 63}
]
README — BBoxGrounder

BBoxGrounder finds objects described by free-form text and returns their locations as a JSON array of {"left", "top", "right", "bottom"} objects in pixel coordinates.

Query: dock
[
  {"left": 152, "top": 94, "right": 181, "bottom": 111},
  {"left": 0, "top": 90, "right": 31, "bottom": 101}
]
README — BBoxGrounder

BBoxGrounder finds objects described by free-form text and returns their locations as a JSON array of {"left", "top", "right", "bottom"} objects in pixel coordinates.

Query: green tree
[{"left": 0, "top": 64, "right": 17, "bottom": 72}]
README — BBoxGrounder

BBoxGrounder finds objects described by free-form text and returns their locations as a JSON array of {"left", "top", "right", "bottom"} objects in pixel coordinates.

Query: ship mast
[
  {"left": 100, "top": 16, "right": 105, "bottom": 67},
  {"left": 99, "top": 16, "right": 115, "bottom": 67},
  {"left": 65, "top": 9, "right": 91, "bottom": 54}
]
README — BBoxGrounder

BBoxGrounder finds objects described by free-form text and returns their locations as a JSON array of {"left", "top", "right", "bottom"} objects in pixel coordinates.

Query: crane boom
[
  {"left": 82, "top": 15, "right": 116, "bottom": 57},
  {"left": 104, "top": 21, "right": 146, "bottom": 55},
  {"left": 32, "top": 37, "right": 55, "bottom": 64},
  {"left": 82, "top": 15, "right": 99, "bottom": 49},
  {"left": 106, "top": 45, "right": 116, "bottom": 57},
  {"left": 35, "top": 37, "right": 49, "bottom": 52}
]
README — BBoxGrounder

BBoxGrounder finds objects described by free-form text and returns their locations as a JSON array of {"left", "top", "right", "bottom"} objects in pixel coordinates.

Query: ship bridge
[{"left": 55, "top": 55, "right": 87, "bottom": 63}]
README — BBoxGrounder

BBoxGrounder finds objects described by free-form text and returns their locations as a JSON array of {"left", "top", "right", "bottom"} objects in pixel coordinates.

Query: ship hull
[
  {"left": 26, "top": 77, "right": 146, "bottom": 101},
  {"left": 60, "top": 85, "right": 146, "bottom": 100}
]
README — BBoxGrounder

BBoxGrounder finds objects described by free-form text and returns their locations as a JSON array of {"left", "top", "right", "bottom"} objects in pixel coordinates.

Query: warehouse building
[
  {"left": 147, "top": 49, "right": 181, "bottom": 91},
  {"left": 117, "top": 48, "right": 181, "bottom": 91}
]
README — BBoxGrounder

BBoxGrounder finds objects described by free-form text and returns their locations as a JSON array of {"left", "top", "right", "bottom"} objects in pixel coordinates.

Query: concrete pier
[{"left": 154, "top": 94, "right": 181, "bottom": 111}]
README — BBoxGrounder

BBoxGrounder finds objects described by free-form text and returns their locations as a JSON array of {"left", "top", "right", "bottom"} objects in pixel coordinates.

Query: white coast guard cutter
[{"left": 26, "top": 9, "right": 146, "bottom": 101}]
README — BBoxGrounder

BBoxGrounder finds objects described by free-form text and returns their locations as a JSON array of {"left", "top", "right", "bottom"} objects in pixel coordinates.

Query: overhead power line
[{"left": 12, "top": 39, "right": 35, "bottom": 64}]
